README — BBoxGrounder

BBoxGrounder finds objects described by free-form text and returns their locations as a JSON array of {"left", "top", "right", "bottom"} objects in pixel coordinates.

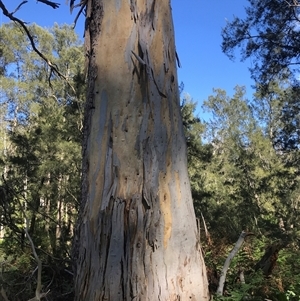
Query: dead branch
[
  {"left": 217, "top": 231, "right": 254, "bottom": 296},
  {"left": 254, "top": 242, "right": 286, "bottom": 276},
  {"left": 67, "top": 0, "right": 87, "bottom": 29},
  {"left": 0, "top": 0, "right": 75, "bottom": 93},
  {"left": 201, "top": 212, "right": 212, "bottom": 245},
  {"left": 11, "top": 1, "right": 28, "bottom": 15},
  {"left": 72, "top": 0, "right": 87, "bottom": 29},
  {"left": 27, "top": 290, "right": 50, "bottom": 301},
  {"left": 0, "top": 179, "right": 52, "bottom": 300},
  {"left": 23, "top": 217, "right": 50, "bottom": 300},
  {"left": 36, "top": 0, "right": 60, "bottom": 9}
]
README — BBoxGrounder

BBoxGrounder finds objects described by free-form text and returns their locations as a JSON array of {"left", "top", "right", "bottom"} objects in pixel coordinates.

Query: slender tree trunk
[
  {"left": 217, "top": 231, "right": 248, "bottom": 296},
  {"left": 73, "top": 1, "right": 209, "bottom": 300}
]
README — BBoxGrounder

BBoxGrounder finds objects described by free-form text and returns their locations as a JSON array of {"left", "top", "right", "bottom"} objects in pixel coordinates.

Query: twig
[
  {"left": 72, "top": 0, "right": 87, "bottom": 29},
  {"left": 23, "top": 220, "right": 51, "bottom": 301},
  {"left": 64, "top": 268, "right": 74, "bottom": 276},
  {"left": 131, "top": 50, "right": 146, "bottom": 65},
  {"left": 27, "top": 290, "right": 50, "bottom": 301},
  {"left": 9, "top": 182, "right": 45, "bottom": 301},
  {"left": 201, "top": 212, "right": 212, "bottom": 245},
  {"left": 196, "top": 217, "right": 201, "bottom": 242},
  {"left": 11, "top": 1, "right": 28, "bottom": 15},
  {"left": 36, "top": 0, "right": 60, "bottom": 9},
  {"left": 69, "top": 0, "right": 76, "bottom": 12}
]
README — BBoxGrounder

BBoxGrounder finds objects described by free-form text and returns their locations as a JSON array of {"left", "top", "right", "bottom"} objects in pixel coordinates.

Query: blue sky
[
  {"left": 1, "top": 0, "right": 254, "bottom": 117},
  {"left": 173, "top": 1, "right": 254, "bottom": 105}
]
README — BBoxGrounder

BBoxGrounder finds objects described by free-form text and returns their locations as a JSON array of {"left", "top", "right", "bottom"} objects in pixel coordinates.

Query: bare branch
[
  {"left": 27, "top": 290, "right": 50, "bottom": 301},
  {"left": 11, "top": 1, "right": 28, "bottom": 15},
  {"left": 6, "top": 178, "right": 46, "bottom": 301},
  {"left": 21, "top": 210, "right": 50, "bottom": 300},
  {"left": 70, "top": 0, "right": 86, "bottom": 13},
  {"left": 201, "top": 212, "right": 212, "bottom": 245},
  {"left": 72, "top": 0, "right": 87, "bottom": 28},
  {"left": 36, "top": 0, "right": 60, "bottom": 9},
  {"left": 0, "top": 0, "right": 75, "bottom": 93},
  {"left": 12, "top": 189, "right": 44, "bottom": 300},
  {"left": 175, "top": 51, "right": 181, "bottom": 68}
]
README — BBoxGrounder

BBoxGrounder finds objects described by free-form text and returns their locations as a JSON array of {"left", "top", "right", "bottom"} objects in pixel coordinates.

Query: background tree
[
  {"left": 222, "top": 0, "right": 300, "bottom": 155},
  {"left": 201, "top": 86, "right": 300, "bottom": 242},
  {"left": 183, "top": 86, "right": 300, "bottom": 299},
  {"left": 181, "top": 93, "right": 213, "bottom": 218},
  {"left": 222, "top": 0, "right": 300, "bottom": 88},
  {"left": 0, "top": 22, "right": 84, "bottom": 300}
]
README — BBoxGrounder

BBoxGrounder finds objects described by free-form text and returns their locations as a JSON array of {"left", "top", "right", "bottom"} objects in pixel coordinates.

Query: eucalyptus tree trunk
[{"left": 73, "top": 0, "right": 209, "bottom": 300}]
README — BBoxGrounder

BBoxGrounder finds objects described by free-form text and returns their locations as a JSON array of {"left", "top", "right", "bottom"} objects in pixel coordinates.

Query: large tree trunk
[{"left": 73, "top": 0, "right": 209, "bottom": 300}]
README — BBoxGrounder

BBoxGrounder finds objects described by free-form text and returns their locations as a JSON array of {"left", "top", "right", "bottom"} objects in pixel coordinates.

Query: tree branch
[
  {"left": 0, "top": 0, "right": 75, "bottom": 93},
  {"left": 11, "top": 1, "right": 28, "bottom": 15},
  {"left": 72, "top": 0, "right": 87, "bottom": 29},
  {"left": 24, "top": 225, "right": 43, "bottom": 301},
  {"left": 36, "top": 0, "right": 60, "bottom": 9},
  {"left": 217, "top": 231, "right": 254, "bottom": 296},
  {"left": 201, "top": 212, "right": 212, "bottom": 245}
]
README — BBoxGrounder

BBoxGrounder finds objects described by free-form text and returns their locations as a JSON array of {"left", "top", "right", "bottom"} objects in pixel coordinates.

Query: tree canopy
[
  {"left": 0, "top": 22, "right": 84, "bottom": 300},
  {"left": 222, "top": 0, "right": 300, "bottom": 87},
  {"left": 184, "top": 87, "right": 300, "bottom": 299},
  {"left": 222, "top": 0, "right": 300, "bottom": 154}
]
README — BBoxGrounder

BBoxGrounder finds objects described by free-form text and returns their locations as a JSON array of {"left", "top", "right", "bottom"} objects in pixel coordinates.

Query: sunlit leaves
[{"left": 222, "top": 0, "right": 300, "bottom": 85}]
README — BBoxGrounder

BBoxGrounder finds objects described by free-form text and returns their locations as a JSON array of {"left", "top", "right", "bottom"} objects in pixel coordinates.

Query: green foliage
[
  {"left": 205, "top": 236, "right": 300, "bottom": 300},
  {"left": 222, "top": 0, "right": 300, "bottom": 87},
  {"left": 182, "top": 85, "right": 300, "bottom": 299},
  {"left": 196, "top": 86, "right": 299, "bottom": 243},
  {"left": 0, "top": 22, "right": 84, "bottom": 300},
  {"left": 222, "top": 0, "right": 300, "bottom": 152}
]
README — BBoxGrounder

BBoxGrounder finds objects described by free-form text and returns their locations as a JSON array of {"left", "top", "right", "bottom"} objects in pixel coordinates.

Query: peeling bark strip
[{"left": 73, "top": 0, "right": 209, "bottom": 300}]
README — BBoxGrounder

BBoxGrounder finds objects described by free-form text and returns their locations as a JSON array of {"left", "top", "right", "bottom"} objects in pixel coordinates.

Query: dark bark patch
[{"left": 130, "top": 0, "right": 138, "bottom": 22}]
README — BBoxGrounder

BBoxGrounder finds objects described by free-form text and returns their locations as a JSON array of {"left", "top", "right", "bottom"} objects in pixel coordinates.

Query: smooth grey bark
[
  {"left": 73, "top": 1, "right": 209, "bottom": 300},
  {"left": 217, "top": 231, "right": 248, "bottom": 296}
]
